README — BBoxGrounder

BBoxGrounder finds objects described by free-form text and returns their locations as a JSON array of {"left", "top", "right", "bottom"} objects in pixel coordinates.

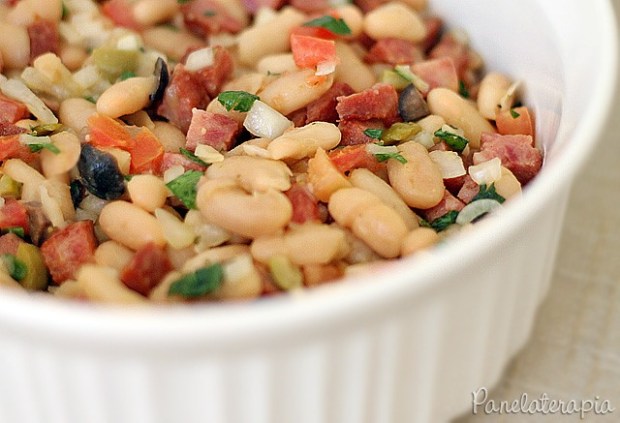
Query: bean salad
[{"left": 0, "top": 0, "right": 542, "bottom": 303}]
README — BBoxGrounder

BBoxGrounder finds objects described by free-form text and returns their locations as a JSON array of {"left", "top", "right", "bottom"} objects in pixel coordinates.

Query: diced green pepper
[
  {"left": 381, "top": 122, "right": 422, "bottom": 145},
  {"left": 380, "top": 69, "right": 411, "bottom": 91},
  {"left": 0, "top": 174, "right": 22, "bottom": 197},
  {"left": 92, "top": 47, "right": 139, "bottom": 81},
  {"left": 15, "top": 243, "right": 49, "bottom": 291},
  {"left": 268, "top": 255, "right": 303, "bottom": 291}
]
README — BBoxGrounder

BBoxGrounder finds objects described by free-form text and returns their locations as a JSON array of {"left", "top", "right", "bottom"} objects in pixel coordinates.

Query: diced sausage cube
[{"left": 185, "top": 110, "right": 240, "bottom": 152}]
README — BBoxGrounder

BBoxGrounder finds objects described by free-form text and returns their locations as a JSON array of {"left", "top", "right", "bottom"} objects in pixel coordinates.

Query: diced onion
[
  {"left": 0, "top": 76, "right": 58, "bottom": 124},
  {"left": 73, "top": 65, "right": 102, "bottom": 90},
  {"left": 223, "top": 253, "right": 254, "bottom": 283},
  {"left": 456, "top": 199, "right": 502, "bottom": 225},
  {"left": 365, "top": 143, "right": 399, "bottom": 156},
  {"left": 316, "top": 60, "right": 337, "bottom": 76},
  {"left": 19, "top": 134, "right": 52, "bottom": 146},
  {"left": 116, "top": 34, "right": 141, "bottom": 51},
  {"left": 163, "top": 165, "right": 185, "bottom": 184},
  {"left": 184, "top": 47, "right": 214, "bottom": 72},
  {"left": 194, "top": 144, "right": 225, "bottom": 164},
  {"left": 242, "top": 143, "right": 272, "bottom": 158},
  {"left": 155, "top": 208, "right": 196, "bottom": 250},
  {"left": 499, "top": 81, "right": 521, "bottom": 111},
  {"left": 429, "top": 150, "right": 466, "bottom": 179},
  {"left": 243, "top": 100, "right": 293, "bottom": 139},
  {"left": 413, "top": 131, "right": 435, "bottom": 149},
  {"left": 39, "top": 185, "right": 65, "bottom": 228},
  {"left": 253, "top": 7, "right": 278, "bottom": 27},
  {"left": 468, "top": 157, "right": 502, "bottom": 185}
]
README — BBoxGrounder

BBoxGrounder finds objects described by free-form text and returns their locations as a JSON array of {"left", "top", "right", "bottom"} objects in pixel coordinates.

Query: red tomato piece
[
  {"left": 290, "top": 34, "right": 337, "bottom": 69},
  {"left": 496, "top": 106, "right": 535, "bottom": 139},
  {"left": 87, "top": 114, "right": 132, "bottom": 150},
  {"left": 40, "top": 220, "right": 97, "bottom": 284},
  {"left": 0, "top": 199, "right": 29, "bottom": 235},
  {"left": 291, "top": 25, "right": 337, "bottom": 40},
  {"left": 0, "top": 135, "right": 25, "bottom": 162},
  {"left": 101, "top": 0, "right": 142, "bottom": 31},
  {"left": 0, "top": 94, "right": 30, "bottom": 124},
  {"left": 120, "top": 243, "right": 173, "bottom": 296},
  {"left": 285, "top": 183, "right": 321, "bottom": 224},
  {"left": 128, "top": 128, "right": 164, "bottom": 174}
]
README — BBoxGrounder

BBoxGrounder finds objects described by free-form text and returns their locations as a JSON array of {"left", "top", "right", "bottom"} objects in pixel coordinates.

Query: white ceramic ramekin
[{"left": 0, "top": 1, "right": 617, "bottom": 422}]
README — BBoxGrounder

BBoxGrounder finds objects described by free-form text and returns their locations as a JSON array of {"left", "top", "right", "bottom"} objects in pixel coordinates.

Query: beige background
[{"left": 455, "top": 1, "right": 620, "bottom": 422}]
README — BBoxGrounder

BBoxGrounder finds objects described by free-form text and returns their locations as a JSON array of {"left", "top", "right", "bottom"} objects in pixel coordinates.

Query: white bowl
[{"left": 0, "top": 1, "right": 617, "bottom": 422}]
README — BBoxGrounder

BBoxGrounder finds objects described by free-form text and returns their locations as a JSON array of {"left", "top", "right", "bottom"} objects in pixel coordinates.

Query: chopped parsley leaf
[
  {"left": 303, "top": 15, "right": 352, "bottom": 35},
  {"left": 510, "top": 109, "right": 521, "bottom": 118},
  {"left": 180, "top": 148, "right": 209, "bottom": 167},
  {"left": 434, "top": 129, "right": 469, "bottom": 153},
  {"left": 364, "top": 128, "right": 384, "bottom": 140},
  {"left": 1, "top": 254, "right": 27, "bottom": 281},
  {"left": 472, "top": 183, "right": 506, "bottom": 204},
  {"left": 166, "top": 170, "right": 202, "bottom": 209},
  {"left": 5, "top": 227, "right": 25, "bottom": 238},
  {"left": 177, "top": 0, "right": 192, "bottom": 4},
  {"left": 459, "top": 80, "right": 470, "bottom": 98},
  {"left": 418, "top": 218, "right": 432, "bottom": 229},
  {"left": 84, "top": 96, "right": 96, "bottom": 104},
  {"left": 28, "top": 143, "right": 61, "bottom": 154},
  {"left": 168, "top": 263, "right": 224, "bottom": 298},
  {"left": 203, "top": 10, "right": 217, "bottom": 16},
  {"left": 430, "top": 210, "right": 459, "bottom": 232},
  {"left": 374, "top": 152, "right": 408, "bottom": 164},
  {"left": 217, "top": 91, "right": 260, "bottom": 113}
]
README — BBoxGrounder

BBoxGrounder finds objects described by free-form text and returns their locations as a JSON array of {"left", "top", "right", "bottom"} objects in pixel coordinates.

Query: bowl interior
[{"left": 0, "top": 0, "right": 617, "bottom": 348}]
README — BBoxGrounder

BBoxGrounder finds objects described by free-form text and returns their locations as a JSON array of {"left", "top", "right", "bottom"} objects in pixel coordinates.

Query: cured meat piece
[
  {"left": 336, "top": 83, "right": 400, "bottom": 124},
  {"left": 306, "top": 82, "right": 355, "bottom": 124},
  {"left": 241, "top": 0, "right": 286, "bottom": 14},
  {"left": 338, "top": 119, "right": 384, "bottom": 146},
  {"left": 0, "top": 233, "right": 22, "bottom": 255},
  {"left": 355, "top": 0, "right": 388, "bottom": 13},
  {"left": 121, "top": 243, "right": 173, "bottom": 296},
  {"left": 419, "top": 16, "right": 443, "bottom": 52},
  {"left": 28, "top": 20, "right": 60, "bottom": 62},
  {"left": 365, "top": 38, "right": 422, "bottom": 65},
  {"left": 181, "top": 0, "right": 245, "bottom": 37},
  {"left": 457, "top": 175, "right": 480, "bottom": 204},
  {"left": 429, "top": 33, "right": 470, "bottom": 79},
  {"left": 422, "top": 190, "right": 465, "bottom": 221},
  {"left": 328, "top": 144, "right": 384, "bottom": 174},
  {"left": 185, "top": 110, "right": 240, "bottom": 152},
  {"left": 0, "top": 94, "right": 29, "bottom": 123},
  {"left": 24, "top": 202, "right": 52, "bottom": 246},
  {"left": 159, "top": 152, "right": 208, "bottom": 175},
  {"left": 101, "top": 0, "right": 141, "bottom": 30},
  {"left": 285, "top": 183, "right": 321, "bottom": 224},
  {"left": 192, "top": 46, "right": 235, "bottom": 98},
  {"left": 40, "top": 220, "right": 97, "bottom": 284},
  {"left": 412, "top": 57, "right": 459, "bottom": 93},
  {"left": 290, "top": 0, "right": 330, "bottom": 13},
  {"left": 475, "top": 133, "right": 542, "bottom": 184}
]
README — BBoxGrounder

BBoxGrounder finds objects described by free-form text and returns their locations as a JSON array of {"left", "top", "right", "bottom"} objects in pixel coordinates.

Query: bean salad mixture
[{"left": 0, "top": 0, "right": 542, "bottom": 304}]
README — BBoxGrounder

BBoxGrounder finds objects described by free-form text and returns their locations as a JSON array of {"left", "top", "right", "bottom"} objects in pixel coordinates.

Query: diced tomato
[
  {"left": 0, "top": 136, "right": 24, "bottom": 162},
  {"left": 285, "top": 183, "right": 321, "bottom": 224},
  {"left": 291, "top": 34, "right": 337, "bottom": 69},
  {"left": 128, "top": 128, "right": 164, "bottom": 174},
  {"left": 87, "top": 114, "right": 132, "bottom": 149},
  {"left": 120, "top": 243, "right": 172, "bottom": 296},
  {"left": 101, "top": 0, "right": 142, "bottom": 31},
  {"left": 496, "top": 106, "right": 535, "bottom": 139},
  {"left": 328, "top": 145, "right": 384, "bottom": 174},
  {"left": 291, "top": 25, "right": 337, "bottom": 40},
  {"left": 0, "top": 94, "right": 29, "bottom": 124},
  {"left": 0, "top": 199, "right": 29, "bottom": 235},
  {"left": 40, "top": 220, "right": 97, "bottom": 284}
]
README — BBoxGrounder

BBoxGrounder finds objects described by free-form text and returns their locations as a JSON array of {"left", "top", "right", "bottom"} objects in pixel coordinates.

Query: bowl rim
[{"left": 0, "top": 1, "right": 618, "bottom": 350}]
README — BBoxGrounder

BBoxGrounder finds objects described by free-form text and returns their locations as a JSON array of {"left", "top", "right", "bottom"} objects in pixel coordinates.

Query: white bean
[
  {"left": 363, "top": 2, "right": 427, "bottom": 42},
  {"left": 257, "top": 53, "right": 299, "bottom": 75},
  {"left": 58, "top": 98, "right": 97, "bottom": 134},
  {"left": 387, "top": 141, "right": 445, "bottom": 209},
  {"left": 268, "top": 122, "right": 341, "bottom": 161},
  {"left": 40, "top": 132, "right": 81, "bottom": 178},
  {"left": 151, "top": 121, "right": 186, "bottom": 153},
  {"left": 335, "top": 41, "right": 376, "bottom": 92},
  {"left": 96, "top": 76, "right": 155, "bottom": 118},
  {"left": 259, "top": 69, "right": 334, "bottom": 116},
  {"left": 401, "top": 227, "right": 439, "bottom": 256},
  {"left": 99, "top": 201, "right": 166, "bottom": 251},
  {"left": 133, "top": 0, "right": 178, "bottom": 27},
  {"left": 477, "top": 72, "right": 513, "bottom": 120},
  {"left": 142, "top": 27, "right": 204, "bottom": 62},
  {"left": 95, "top": 241, "right": 134, "bottom": 273},
  {"left": 127, "top": 175, "right": 168, "bottom": 212},
  {"left": 206, "top": 155, "right": 292, "bottom": 192},
  {"left": 427, "top": 87, "right": 496, "bottom": 149},
  {"left": 0, "top": 22, "right": 30, "bottom": 70}
]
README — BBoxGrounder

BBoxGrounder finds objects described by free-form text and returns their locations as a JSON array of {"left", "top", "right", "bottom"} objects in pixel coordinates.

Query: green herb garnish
[
  {"left": 203, "top": 10, "right": 216, "bottom": 16},
  {"left": 177, "top": 0, "right": 192, "bottom": 4},
  {"left": 217, "top": 91, "right": 260, "bottom": 113},
  {"left": 166, "top": 170, "right": 202, "bottom": 209},
  {"left": 5, "top": 227, "right": 25, "bottom": 238},
  {"left": 430, "top": 210, "right": 459, "bottom": 232},
  {"left": 1, "top": 254, "right": 27, "bottom": 281},
  {"left": 119, "top": 70, "right": 136, "bottom": 80},
  {"left": 303, "top": 15, "right": 352, "bottom": 35},
  {"left": 180, "top": 148, "right": 209, "bottom": 167},
  {"left": 28, "top": 143, "right": 61, "bottom": 154},
  {"left": 61, "top": 2, "right": 69, "bottom": 19},
  {"left": 418, "top": 218, "right": 432, "bottom": 229},
  {"left": 168, "top": 263, "right": 224, "bottom": 298},
  {"left": 471, "top": 183, "right": 506, "bottom": 204},
  {"left": 374, "top": 152, "right": 408, "bottom": 164},
  {"left": 364, "top": 128, "right": 384, "bottom": 140},
  {"left": 84, "top": 96, "right": 96, "bottom": 104},
  {"left": 459, "top": 80, "right": 470, "bottom": 98},
  {"left": 510, "top": 109, "right": 521, "bottom": 118},
  {"left": 434, "top": 129, "right": 469, "bottom": 153}
]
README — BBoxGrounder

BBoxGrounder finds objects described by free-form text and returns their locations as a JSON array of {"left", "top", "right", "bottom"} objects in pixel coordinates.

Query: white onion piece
[
  {"left": 365, "top": 143, "right": 399, "bottom": 156},
  {"left": 412, "top": 131, "right": 435, "bottom": 149},
  {"left": 0, "top": 76, "right": 58, "bottom": 124},
  {"left": 163, "top": 165, "right": 186, "bottom": 184},
  {"left": 456, "top": 199, "right": 502, "bottom": 225},
  {"left": 469, "top": 157, "right": 502, "bottom": 185},
  {"left": 242, "top": 143, "right": 272, "bottom": 158},
  {"left": 19, "top": 134, "right": 52, "bottom": 146},
  {"left": 499, "top": 81, "right": 521, "bottom": 112},
  {"left": 184, "top": 47, "right": 214, "bottom": 72},
  {"left": 155, "top": 208, "right": 196, "bottom": 249},
  {"left": 429, "top": 150, "right": 466, "bottom": 179},
  {"left": 194, "top": 144, "right": 224, "bottom": 164},
  {"left": 222, "top": 253, "right": 254, "bottom": 283},
  {"left": 243, "top": 100, "right": 293, "bottom": 139},
  {"left": 116, "top": 34, "right": 141, "bottom": 51},
  {"left": 316, "top": 60, "right": 337, "bottom": 76}
]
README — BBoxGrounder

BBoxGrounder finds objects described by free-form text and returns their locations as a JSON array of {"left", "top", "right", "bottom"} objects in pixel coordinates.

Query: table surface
[{"left": 455, "top": 2, "right": 620, "bottom": 422}]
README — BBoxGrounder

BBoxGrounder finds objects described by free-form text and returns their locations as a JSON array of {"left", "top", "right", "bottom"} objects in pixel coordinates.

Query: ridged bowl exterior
[{"left": 0, "top": 1, "right": 617, "bottom": 422}]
